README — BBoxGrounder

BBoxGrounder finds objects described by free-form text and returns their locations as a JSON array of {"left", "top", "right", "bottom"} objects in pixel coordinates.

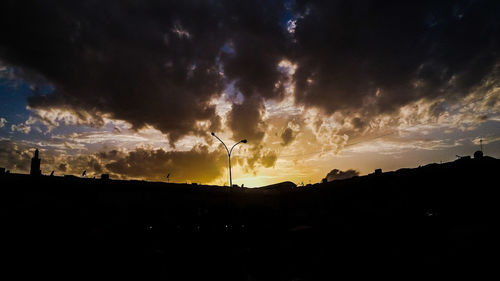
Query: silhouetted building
[
  {"left": 30, "top": 149, "right": 41, "bottom": 176},
  {"left": 374, "top": 168, "right": 382, "bottom": 175},
  {"left": 0, "top": 167, "right": 5, "bottom": 175},
  {"left": 474, "top": 150, "right": 483, "bottom": 159},
  {"left": 101, "top": 174, "right": 110, "bottom": 180}
]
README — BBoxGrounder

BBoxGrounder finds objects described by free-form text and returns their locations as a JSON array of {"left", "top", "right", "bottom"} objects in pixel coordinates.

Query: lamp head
[{"left": 241, "top": 139, "right": 248, "bottom": 144}]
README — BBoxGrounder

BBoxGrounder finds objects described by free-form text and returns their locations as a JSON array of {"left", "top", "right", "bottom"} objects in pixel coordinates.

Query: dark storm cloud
[
  {"left": 221, "top": 1, "right": 289, "bottom": 101},
  {"left": 292, "top": 0, "right": 500, "bottom": 117},
  {"left": 226, "top": 96, "right": 266, "bottom": 143},
  {"left": 0, "top": 0, "right": 288, "bottom": 144},
  {"left": 324, "top": 168, "right": 359, "bottom": 182}
]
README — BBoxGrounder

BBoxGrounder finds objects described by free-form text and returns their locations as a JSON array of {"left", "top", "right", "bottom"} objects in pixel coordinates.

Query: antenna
[{"left": 480, "top": 138, "right": 483, "bottom": 152}]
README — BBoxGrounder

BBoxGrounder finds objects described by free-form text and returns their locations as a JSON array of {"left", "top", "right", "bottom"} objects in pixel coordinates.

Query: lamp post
[{"left": 211, "top": 132, "right": 247, "bottom": 187}]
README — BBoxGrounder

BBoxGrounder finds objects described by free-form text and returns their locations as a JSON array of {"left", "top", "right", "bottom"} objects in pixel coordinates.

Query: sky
[{"left": 1, "top": 0, "right": 500, "bottom": 187}]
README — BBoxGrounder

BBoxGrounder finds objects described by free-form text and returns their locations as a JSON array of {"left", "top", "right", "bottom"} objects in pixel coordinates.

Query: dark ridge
[{"left": 1, "top": 156, "right": 498, "bottom": 279}]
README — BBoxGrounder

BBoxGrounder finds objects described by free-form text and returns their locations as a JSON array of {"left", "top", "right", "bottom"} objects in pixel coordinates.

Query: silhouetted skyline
[{"left": 1, "top": 152, "right": 499, "bottom": 279}]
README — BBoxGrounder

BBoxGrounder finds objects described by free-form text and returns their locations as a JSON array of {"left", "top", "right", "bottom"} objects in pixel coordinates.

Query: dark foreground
[{"left": 1, "top": 156, "right": 499, "bottom": 280}]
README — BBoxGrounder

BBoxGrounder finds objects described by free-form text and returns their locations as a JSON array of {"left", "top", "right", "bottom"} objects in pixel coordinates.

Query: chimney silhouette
[{"left": 30, "top": 149, "right": 41, "bottom": 176}]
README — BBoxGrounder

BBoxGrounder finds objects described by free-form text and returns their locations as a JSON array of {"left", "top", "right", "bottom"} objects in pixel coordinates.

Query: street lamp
[{"left": 211, "top": 132, "right": 247, "bottom": 187}]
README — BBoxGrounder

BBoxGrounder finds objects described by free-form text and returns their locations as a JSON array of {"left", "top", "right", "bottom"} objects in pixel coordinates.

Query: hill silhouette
[{"left": 0, "top": 155, "right": 498, "bottom": 279}]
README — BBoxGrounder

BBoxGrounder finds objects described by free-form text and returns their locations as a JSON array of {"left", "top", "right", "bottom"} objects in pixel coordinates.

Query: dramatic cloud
[
  {"left": 227, "top": 97, "right": 267, "bottom": 143},
  {"left": 324, "top": 169, "right": 360, "bottom": 182},
  {"left": 30, "top": 107, "right": 107, "bottom": 131},
  {"left": 2, "top": 1, "right": 499, "bottom": 145},
  {"left": 0, "top": 0, "right": 287, "bottom": 144},
  {"left": 291, "top": 0, "right": 500, "bottom": 121}
]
